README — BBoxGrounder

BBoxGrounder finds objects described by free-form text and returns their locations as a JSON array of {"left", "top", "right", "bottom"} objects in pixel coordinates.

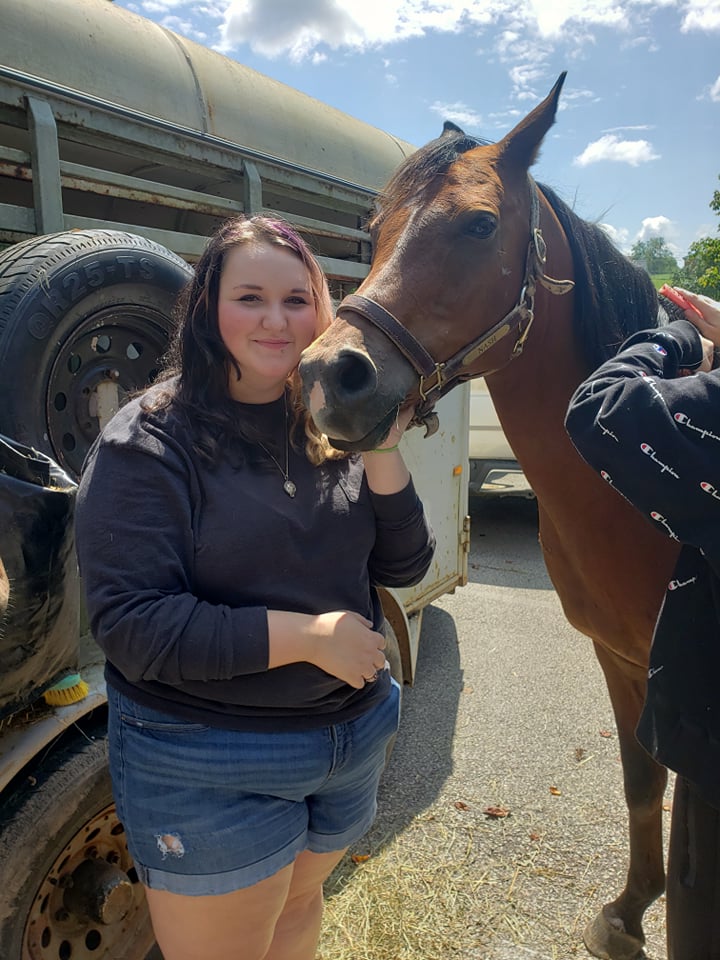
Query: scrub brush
[{"left": 43, "top": 673, "right": 90, "bottom": 706}]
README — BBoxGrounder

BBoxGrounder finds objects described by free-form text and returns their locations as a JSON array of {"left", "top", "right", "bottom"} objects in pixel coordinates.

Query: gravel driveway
[{"left": 348, "top": 495, "right": 671, "bottom": 960}]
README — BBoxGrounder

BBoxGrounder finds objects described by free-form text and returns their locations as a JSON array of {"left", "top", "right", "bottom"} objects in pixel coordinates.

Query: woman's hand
[
  {"left": 675, "top": 288, "right": 720, "bottom": 347},
  {"left": 360, "top": 404, "right": 414, "bottom": 494},
  {"left": 372, "top": 404, "right": 416, "bottom": 451},
  {"left": 267, "top": 609, "right": 386, "bottom": 688},
  {"left": 306, "top": 611, "right": 387, "bottom": 688}
]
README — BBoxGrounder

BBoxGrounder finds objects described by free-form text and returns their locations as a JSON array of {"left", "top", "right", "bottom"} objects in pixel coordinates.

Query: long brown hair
[{"left": 144, "top": 215, "right": 345, "bottom": 466}]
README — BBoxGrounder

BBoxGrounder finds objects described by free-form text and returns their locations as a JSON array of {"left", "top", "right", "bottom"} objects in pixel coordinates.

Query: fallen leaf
[
  {"left": 454, "top": 800, "right": 469, "bottom": 811},
  {"left": 599, "top": 729, "right": 613, "bottom": 738},
  {"left": 529, "top": 832, "right": 541, "bottom": 841},
  {"left": 549, "top": 785, "right": 562, "bottom": 796},
  {"left": 574, "top": 747, "right": 586, "bottom": 762},
  {"left": 663, "top": 804, "right": 672, "bottom": 812},
  {"left": 351, "top": 854, "right": 371, "bottom": 863},
  {"left": 483, "top": 805, "right": 510, "bottom": 819}
]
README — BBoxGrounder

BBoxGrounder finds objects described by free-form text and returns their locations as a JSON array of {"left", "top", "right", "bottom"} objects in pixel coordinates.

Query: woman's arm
[
  {"left": 565, "top": 319, "right": 720, "bottom": 556},
  {"left": 76, "top": 438, "right": 270, "bottom": 685}
]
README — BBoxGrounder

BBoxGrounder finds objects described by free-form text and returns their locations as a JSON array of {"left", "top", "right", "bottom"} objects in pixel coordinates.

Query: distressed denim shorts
[{"left": 106, "top": 680, "right": 401, "bottom": 895}]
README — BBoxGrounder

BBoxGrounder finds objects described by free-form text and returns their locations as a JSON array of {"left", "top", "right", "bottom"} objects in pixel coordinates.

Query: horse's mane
[
  {"left": 536, "top": 182, "right": 662, "bottom": 368},
  {"left": 375, "top": 132, "right": 670, "bottom": 371}
]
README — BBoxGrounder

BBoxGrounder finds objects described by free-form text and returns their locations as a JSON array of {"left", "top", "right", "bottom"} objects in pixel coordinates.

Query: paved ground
[{"left": 358, "top": 494, "right": 671, "bottom": 959}]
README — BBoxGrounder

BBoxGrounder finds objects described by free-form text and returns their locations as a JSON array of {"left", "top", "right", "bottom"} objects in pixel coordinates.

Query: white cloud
[
  {"left": 601, "top": 215, "right": 684, "bottom": 256},
  {"left": 599, "top": 221, "right": 631, "bottom": 252},
  {"left": 573, "top": 133, "right": 660, "bottom": 166},
  {"left": 430, "top": 101, "right": 483, "bottom": 129},
  {"left": 709, "top": 75, "right": 720, "bottom": 100},
  {"left": 635, "top": 216, "right": 682, "bottom": 258},
  {"left": 526, "top": 0, "right": 629, "bottom": 37},
  {"left": 681, "top": 0, "right": 720, "bottom": 31},
  {"left": 219, "top": 0, "right": 720, "bottom": 63},
  {"left": 636, "top": 215, "right": 674, "bottom": 241},
  {"left": 602, "top": 124, "right": 653, "bottom": 133}
]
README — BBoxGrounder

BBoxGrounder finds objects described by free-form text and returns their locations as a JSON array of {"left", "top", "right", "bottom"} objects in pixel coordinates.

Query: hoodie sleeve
[
  {"left": 367, "top": 478, "right": 436, "bottom": 588},
  {"left": 565, "top": 319, "right": 720, "bottom": 572},
  {"left": 75, "top": 419, "right": 269, "bottom": 686}
]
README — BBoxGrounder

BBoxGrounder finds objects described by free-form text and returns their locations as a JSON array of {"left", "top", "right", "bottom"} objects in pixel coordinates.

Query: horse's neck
[
  {"left": 483, "top": 210, "right": 616, "bottom": 510},
  {"left": 485, "top": 196, "right": 586, "bottom": 471},
  {"left": 485, "top": 290, "right": 585, "bottom": 467}
]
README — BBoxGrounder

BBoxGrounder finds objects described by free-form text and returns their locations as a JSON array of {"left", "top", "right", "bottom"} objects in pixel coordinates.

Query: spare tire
[{"left": 0, "top": 230, "right": 193, "bottom": 478}]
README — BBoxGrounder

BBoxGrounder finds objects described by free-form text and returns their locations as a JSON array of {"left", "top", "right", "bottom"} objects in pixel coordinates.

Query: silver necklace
[{"left": 256, "top": 393, "right": 296, "bottom": 498}]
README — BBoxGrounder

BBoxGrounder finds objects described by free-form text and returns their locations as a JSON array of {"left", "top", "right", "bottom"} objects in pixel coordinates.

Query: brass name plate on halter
[{"left": 461, "top": 323, "right": 512, "bottom": 366}]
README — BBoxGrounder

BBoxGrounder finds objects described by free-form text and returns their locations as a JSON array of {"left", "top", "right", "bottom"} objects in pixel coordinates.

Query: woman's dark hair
[{"left": 144, "top": 215, "right": 342, "bottom": 466}]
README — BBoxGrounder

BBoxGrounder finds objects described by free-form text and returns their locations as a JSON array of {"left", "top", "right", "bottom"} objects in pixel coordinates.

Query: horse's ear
[
  {"left": 496, "top": 71, "right": 567, "bottom": 169},
  {"left": 441, "top": 120, "right": 466, "bottom": 138}
]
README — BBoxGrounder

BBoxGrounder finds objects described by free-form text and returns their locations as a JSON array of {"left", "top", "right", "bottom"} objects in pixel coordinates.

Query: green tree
[
  {"left": 671, "top": 174, "right": 720, "bottom": 300},
  {"left": 630, "top": 237, "right": 678, "bottom": 274},
  {"left": 710, "top": 174, "right": 720, "bottom": 218},
  {"left": 672, "top": 238, "right": 720, "bottom": 300}
]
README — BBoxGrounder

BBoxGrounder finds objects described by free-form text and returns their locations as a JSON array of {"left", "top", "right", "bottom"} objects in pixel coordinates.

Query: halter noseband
[{"left": 335, "top": 179, "right": 574, "bottom": 436}]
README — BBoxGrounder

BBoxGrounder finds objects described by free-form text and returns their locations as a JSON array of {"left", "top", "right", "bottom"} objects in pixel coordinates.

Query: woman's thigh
[{"left": 145, "top": 863, "right": 294, "bottom": 960}]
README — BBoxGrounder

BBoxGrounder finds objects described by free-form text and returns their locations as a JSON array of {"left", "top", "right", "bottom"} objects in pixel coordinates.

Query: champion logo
[
  {"left": 600, "top": 470, "right": 613, "bottom": 483},
  {"left": 701, "top": 481, "right": 720, "bottom": 501},
  {"left": 599, "top": 424, "right": 619, "bottom": 442},
  {"left": 650, "top": 511, "right": 679, "bottom": 540},
  {"left": 642, "top": 377, "right": 666, "bottom": 402},
  {"left": 648, "top": 665, "right": 665, "bottom": 679},
  {"left": 640, "top": 443, "right": 679, "bottom": 478},
  {"left": 668, "top": 576, "right": 697, "bottom": 591},
  {"left": 651, "top": 344, "right": 668, "bottom": 356},
  {"left": 674, "top": 412, "right": 720, "bottom": 443}
]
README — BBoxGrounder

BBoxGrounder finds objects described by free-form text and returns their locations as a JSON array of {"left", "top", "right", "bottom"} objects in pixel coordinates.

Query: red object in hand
[{"left": 660, "top": 284, "right": 704, "bottom": 320}]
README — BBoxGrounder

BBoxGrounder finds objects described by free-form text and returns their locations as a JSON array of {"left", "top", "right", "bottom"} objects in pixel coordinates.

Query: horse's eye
[{"left": 466, "top": 214, "right": 497, "bottom": 240}]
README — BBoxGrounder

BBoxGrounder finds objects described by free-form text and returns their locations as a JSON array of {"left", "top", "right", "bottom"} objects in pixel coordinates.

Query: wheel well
[
  {"left": 0, "top": 704, "right": 108, "bottom": 820},
  {"left": 377, "top": 586, "right": 412, "bottom": 684}
]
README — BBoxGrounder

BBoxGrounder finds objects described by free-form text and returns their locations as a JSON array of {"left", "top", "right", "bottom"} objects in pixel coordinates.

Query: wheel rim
[
  {"left": 23, "top": 803, "right": 155, "bottom": 960},
  {"left": 46, "top": 306, "right": 171, "bottom": 477}
]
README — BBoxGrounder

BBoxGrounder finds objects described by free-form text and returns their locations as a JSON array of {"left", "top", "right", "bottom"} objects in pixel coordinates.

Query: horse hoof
[{"left": 583, "top": 907, "right": 645, "bottom": 960}]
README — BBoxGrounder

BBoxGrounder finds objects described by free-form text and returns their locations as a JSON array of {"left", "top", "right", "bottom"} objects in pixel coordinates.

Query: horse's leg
[{"left": 585, "top": 641, "right": 668, "bottom": 960}]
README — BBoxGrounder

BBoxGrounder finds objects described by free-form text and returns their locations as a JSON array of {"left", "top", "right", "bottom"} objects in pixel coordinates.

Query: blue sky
[{"left": 115, "top": 0, "right": 719, "bottom": 262}]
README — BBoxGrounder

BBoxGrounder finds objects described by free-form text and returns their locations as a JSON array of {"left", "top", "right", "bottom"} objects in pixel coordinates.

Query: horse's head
[{"left": 299, "top": 73, "right": 567, "bottom": 450}]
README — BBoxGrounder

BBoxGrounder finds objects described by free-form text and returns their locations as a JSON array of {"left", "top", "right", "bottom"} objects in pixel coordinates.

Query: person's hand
[
  {"left": 371, "top": 404, "right": 415, "bottom": 451},
  {"left": 307, "top": 610, "right": 387, "bottom": 688},
  {"left": 675, "top": 288, "right": 720, "bottom": 347},
  {"left": 679, "top": 333, "right": 714, "bottom": 375}
]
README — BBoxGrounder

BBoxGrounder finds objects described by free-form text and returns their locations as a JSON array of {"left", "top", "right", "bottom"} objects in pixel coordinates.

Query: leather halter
[{"left": 336, "top": 179, "right": 575, "bottom": 435}]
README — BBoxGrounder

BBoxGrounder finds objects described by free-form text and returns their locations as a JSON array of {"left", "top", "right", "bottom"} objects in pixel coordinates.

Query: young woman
[{"left": 74, "top": 216, "right": 435, "bottom": 960}]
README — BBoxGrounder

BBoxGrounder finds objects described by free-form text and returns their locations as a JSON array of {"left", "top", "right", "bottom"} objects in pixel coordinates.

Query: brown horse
[{"left": 299, "top": 73, "right": 681, "bottom": 960}]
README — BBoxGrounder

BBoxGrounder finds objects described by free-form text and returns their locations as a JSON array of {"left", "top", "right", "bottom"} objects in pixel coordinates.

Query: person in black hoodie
[{"left": 565, "top": 288, "right": 720, "bottom": 959}]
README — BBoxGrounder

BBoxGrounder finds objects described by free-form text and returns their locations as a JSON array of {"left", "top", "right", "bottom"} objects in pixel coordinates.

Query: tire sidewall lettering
[
  {"left": 25, "top": 253, "right": 173, "bottom": 340},
  {"left": 27, "top": 312, "right": 55, "bottom": 340}
]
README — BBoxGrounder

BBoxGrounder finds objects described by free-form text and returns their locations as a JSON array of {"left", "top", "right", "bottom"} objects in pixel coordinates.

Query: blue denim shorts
[{"left": 107, "top": 681, "right": 400, "bottom": 895}]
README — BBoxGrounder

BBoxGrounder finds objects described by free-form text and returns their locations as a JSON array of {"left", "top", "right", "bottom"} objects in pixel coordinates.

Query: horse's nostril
[{"left": 336, "top": 351, "right": 377, "bottom": 397}]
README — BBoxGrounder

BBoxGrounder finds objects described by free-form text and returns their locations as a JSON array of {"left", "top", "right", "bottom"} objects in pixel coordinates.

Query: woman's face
[{"left": 217, "top": 242, "right": 318, "bottom": 403}]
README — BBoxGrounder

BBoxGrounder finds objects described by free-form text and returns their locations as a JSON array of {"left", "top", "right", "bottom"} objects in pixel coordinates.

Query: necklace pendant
[{"left": 283, "top": 479, "right": 297, "bottom": 498}]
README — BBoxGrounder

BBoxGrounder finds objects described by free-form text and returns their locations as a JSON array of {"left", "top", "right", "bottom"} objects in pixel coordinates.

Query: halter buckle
[{"left": 419, "top": 363, "right": 446, "bottom": 401}]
